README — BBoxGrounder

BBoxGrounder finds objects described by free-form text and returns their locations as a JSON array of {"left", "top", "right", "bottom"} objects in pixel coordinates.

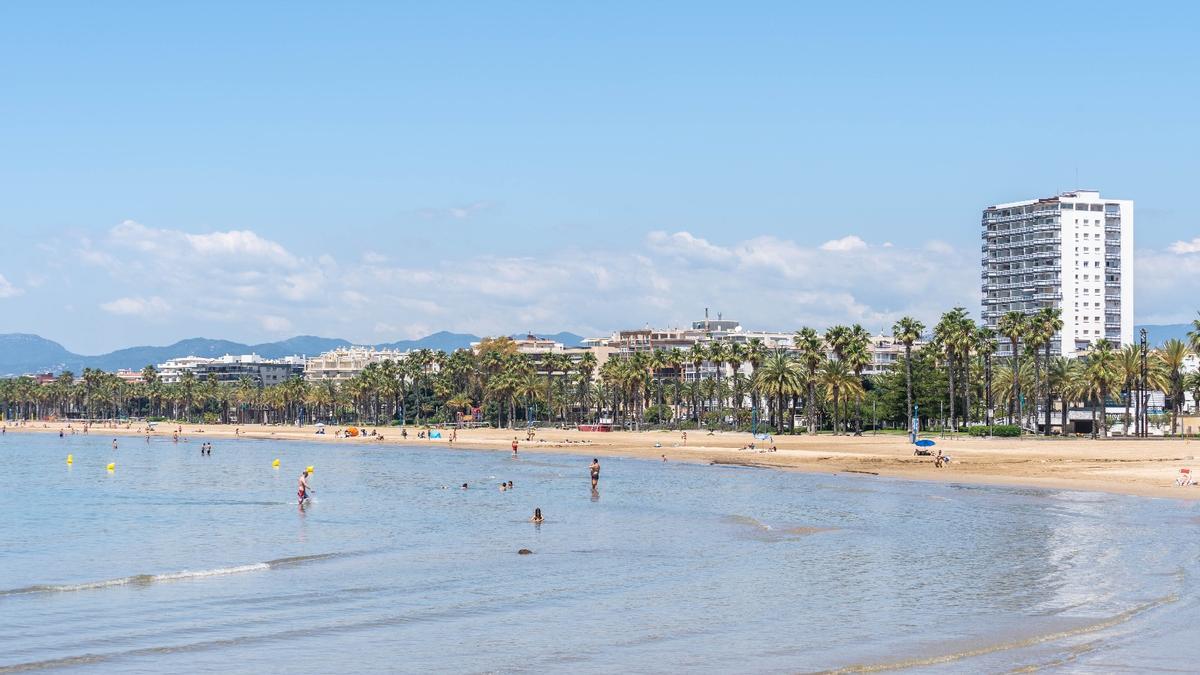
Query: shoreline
[{"left": 7, "top": 421, "right": 1200, "bottom": 501}]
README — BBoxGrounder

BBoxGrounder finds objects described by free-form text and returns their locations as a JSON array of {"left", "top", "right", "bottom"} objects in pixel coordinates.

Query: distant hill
[
  {"left": 0, "top": 330, "right": 587, "bottom": 376},
  {"left": 1136, "top": 323, "right": 1197, "bottom": 348},
  {"left": 376, "top": 331, "right": 480, "bottom": 353}
]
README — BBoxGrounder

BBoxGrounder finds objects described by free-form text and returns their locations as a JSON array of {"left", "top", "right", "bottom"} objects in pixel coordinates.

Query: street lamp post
[{"left": 1139, "top": 328, "right": 1148, "bottom": 437}]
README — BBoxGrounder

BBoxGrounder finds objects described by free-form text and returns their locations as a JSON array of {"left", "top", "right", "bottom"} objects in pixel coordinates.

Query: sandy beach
[{"left": 9, "top": 420, "right": 1199, "bottom": 501}]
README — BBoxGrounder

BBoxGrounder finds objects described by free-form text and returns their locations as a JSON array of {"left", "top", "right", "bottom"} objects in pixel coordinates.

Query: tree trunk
[
  {"left": 1044, "top": 343, "right": 1053, "bottom": 436},
  {"left": 947, "top": 351, "right": 957, "bottom": 432},
  {"left": 905, "top": 345, "right": 913, "bottom": 431}
]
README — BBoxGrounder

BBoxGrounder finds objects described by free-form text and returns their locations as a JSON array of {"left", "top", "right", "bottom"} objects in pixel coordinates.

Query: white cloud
[
  {"left": 924, "top": 240, "right": 954, "bottom": 255},
  {"left": 820, "top": 235, "right": 867, "bottom": 252},
  {"left": 0, "top": 274, "right": 22, "bottom": 298},
  {"left": 1135, "top": 243, "right": 1200, "bottom": 323},
  {"left": 100, "top": 296, "right": 170, "bottom": 316},
  {"left": 76, "top": 221, "right": 982, "bottom": 342},
  {"left": 185, "top": 230, "right": 298, "bottom": 266},
  {"left": 646, "top": 230, "right": 733, "bottom": 263},
  {"left": 1168, "top": 238, "right": 1200, "bottom": 254},
  {"left": 259, "top": 315, "right": 292, "bottom": 332}
]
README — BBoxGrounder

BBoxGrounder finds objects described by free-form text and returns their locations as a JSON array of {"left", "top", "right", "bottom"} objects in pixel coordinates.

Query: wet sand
[{"left": 9, "top": 421, "right": 1200, "bottom": 500}]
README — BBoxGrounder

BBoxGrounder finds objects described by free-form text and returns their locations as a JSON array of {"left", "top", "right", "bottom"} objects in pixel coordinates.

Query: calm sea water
[{"left": 1, "top": 431, "right": 1197, "bottom": 673}]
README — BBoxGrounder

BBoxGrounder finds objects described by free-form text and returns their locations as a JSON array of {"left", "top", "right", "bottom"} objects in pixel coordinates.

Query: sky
[{"left": 1, "top": 1, "right": 1198, "bottom": 353}]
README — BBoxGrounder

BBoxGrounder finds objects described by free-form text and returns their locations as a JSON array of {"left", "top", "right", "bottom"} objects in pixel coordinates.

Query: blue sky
[{"left": 1, "top": 2, "right": 1198, "bottom": 352}]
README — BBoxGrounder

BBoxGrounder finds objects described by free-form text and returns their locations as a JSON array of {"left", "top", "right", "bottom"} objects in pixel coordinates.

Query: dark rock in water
[{"left": 518, "top": 548, "right": 533, "bottom": 555}]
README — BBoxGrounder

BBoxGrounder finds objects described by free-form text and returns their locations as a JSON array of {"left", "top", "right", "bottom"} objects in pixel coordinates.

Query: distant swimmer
[
  {"left": 59, "top": 430, "right": 64, "bottom": 438},
  {"left": 112, "top": 439, "right": 118, "bottom": 450},
  {"left": 531, "top": 507, "right": 543, "bottom": 524},
  {"left": 297, "top": 469, "right": 314, "bottom": 505},
  {"left": 590, "top": 458, "right": 600, "bottom": 488},
  {"left": 507, "top": 480, "right": 514, "bottom": 490},
  {"left": 461, "top": 483, "right": 469, "bottom": 490},
  {"left": 499, "top": 482, "right": 507, "bottom": 492}
]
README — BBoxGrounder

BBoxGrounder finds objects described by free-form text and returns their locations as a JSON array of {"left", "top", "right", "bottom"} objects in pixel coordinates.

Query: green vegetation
[{"left": 2, "top": 311, "right": 1200, "bottom": 436}]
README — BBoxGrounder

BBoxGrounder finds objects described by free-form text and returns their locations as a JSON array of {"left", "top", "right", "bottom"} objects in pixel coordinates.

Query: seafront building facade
[
  {"left": 156, "top": 354, "right": 304, "bottom": 386},
  {"left": 302, "top": 347, "right": 409, "bottom": 383},
  {"left": 981, "top": 190, "right": 1133, "bottom": 357}
]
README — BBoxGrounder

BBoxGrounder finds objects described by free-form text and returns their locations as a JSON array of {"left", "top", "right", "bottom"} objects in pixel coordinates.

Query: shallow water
[{"left": 1, "top": 432, "right": 1197, "bottom": 673}]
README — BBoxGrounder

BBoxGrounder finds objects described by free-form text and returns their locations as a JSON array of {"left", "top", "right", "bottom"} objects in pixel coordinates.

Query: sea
[{"left": 1, "top": 430, "right": 1197, "bottom": 673}]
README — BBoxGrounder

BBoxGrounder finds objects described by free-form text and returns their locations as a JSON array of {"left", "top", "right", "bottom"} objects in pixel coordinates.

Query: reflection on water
[{"left": 0, "top": 432, "right": 1196, "bottom": 673}]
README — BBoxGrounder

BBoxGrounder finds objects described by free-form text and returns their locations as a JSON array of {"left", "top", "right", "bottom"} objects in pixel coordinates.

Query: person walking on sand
[
  {"left": 297, "top": 469, "right": 314, "bottom": 505},
  {"left": 681, "top": 431, "right": 687, "bottom": 446},
  {"left": 590, "top": 458, "right": 600, "bottom": 489}
]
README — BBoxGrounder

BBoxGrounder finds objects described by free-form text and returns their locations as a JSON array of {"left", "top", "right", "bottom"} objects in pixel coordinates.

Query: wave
[
  {"left": 816, "top": 594, "right": 1177, "bottom": 674},
  {"left": 1, "top": 552, "right": 347, "bottom": 598}
]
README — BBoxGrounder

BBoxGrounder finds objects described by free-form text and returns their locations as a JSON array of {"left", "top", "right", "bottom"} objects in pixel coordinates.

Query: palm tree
[
  {"left": 1157, "top": 339, "right": 1190, "bottom": 435},
  {"left": 934, "top": 308, "right": 968, "bottom": 431},
  {"left": 1187, "top": 312, "right": 1200, "bottom": 356},
  {"left": 843, "top": 325, "right": 872, "bottom": 435},
  {"left": 1032, "top": 307, "right": 1063, "bottom": 435},
  {"left": 688, "top": 342, "right": 708, "bottom": 423},
  {"left": 794, "top": 327, "right": 824, "bottom": 433},
  {"left": 1081, "top": 340, "right": 1120, "bottom": 438},
  {"left": 820, "top": 359, "right": 861, "bottom": 435},
  {"left": 976, "top": 326, "right": 997, "bottom": 427},
  {"left": 997, "top": 311, "right": 1028, "bottom": 426},
  {"left": 1047, "top": 356, "right": 1080, "bottom": 432},
  {"left": 745, "top": 338, "right": 767, "bottom": 428},
  {"left": 726, "top": 342, "right": 748, "bottom": 419},
  {"left": 754, "top": 350, "right": 803, "bottom": 432},
  {"left": 1118, "top": 345, "right": 1141, "bottom": 435},
  {"left": 892, "top": 316, "right": 924, "bottom": 433}
]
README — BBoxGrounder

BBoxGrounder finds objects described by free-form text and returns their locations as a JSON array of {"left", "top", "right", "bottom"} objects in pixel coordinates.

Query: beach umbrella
[{"left": 915, "top": 439, "right": 936, "bottom": 447}]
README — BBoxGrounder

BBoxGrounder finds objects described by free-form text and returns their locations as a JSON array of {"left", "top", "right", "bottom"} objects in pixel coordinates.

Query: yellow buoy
[
  {"left": 106, "top": 462, "right": 115, "bottom": 471},
  {"left": 306, "top": 465, "right": 314, "bottom": 473},
  {"left": 272, "top": 458, "right": 280, "bottom": 468},
  {"left": 66, "top": 454, "right": 73, "bottom": 464}
]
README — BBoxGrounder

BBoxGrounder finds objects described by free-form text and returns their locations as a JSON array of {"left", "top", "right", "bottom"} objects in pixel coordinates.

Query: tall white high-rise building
[{"left": 981, "top": 190, "right": 1133, "bottom": 358}]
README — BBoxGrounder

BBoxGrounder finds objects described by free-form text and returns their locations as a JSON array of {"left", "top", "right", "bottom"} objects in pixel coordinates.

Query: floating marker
[
  {"left": 272, "top": 458, "right": 280, "bottom": 468},
  {"left": 106, "top": 462, "right": 115, "bottom": 471},
  {"left": 306, "top": 465, "right": 314, "bottom": 473},
  {"left": 66, "top": 454, "right": 73, "bottom": 465}
]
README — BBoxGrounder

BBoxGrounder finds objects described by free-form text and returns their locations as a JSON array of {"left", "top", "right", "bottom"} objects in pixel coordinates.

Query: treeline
[{"left": 3, "top": 314, "right": 1200, "bottom": 436}]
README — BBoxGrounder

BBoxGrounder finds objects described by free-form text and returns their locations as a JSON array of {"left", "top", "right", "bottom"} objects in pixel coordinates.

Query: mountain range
[
  {"left": 2, "top": 324, "right": 1193, "bottom": 377},
  {"left": 0, "top": 331, "right": 587, "bottom": 376}
]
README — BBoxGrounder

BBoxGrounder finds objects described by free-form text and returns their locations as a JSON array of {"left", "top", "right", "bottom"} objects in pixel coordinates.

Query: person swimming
[
  {"left": 531, "top": 508, "right": 543, "bottom": 524},
  {"left": 507, "top": 480, "right": 514, "bottom": 490}
]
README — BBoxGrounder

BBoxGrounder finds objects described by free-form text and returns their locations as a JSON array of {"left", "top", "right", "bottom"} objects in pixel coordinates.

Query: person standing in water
[
  {"left": 511, "top": 438, "right": 519, "bottom": 458},
  {"left": 297, "top": 469, "right": 314, "bottom": 505},
  {"left": 590, "top": 458, "right": 600, "bottom": 489}
]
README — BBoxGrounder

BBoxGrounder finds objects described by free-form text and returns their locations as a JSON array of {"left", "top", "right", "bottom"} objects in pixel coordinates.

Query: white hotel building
[{"left": 981, "top": 190, "right": 1133, "bottom": 358}]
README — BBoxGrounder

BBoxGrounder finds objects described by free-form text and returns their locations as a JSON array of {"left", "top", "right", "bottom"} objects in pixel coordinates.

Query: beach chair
[{"left": 1176, "top": 468, "right": 1194, "bottom": 487}]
